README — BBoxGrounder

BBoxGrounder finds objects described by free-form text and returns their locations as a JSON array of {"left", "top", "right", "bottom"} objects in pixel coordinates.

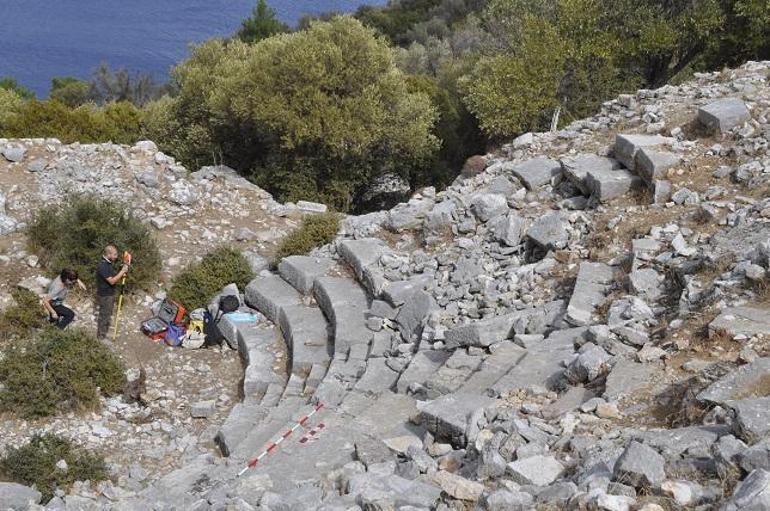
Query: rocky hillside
[{"left": 3, "top": 61, "right": 770, "bottom": 510}]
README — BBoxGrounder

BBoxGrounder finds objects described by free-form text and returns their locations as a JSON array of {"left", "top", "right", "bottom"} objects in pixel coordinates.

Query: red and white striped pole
[{"left": 237, "top": 403, "right": 324, "bottom": 477}]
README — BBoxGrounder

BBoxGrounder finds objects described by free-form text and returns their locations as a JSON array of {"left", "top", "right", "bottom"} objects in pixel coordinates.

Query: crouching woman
[{"left": 42, "top": 269, "right": 87, "bottom": 329}]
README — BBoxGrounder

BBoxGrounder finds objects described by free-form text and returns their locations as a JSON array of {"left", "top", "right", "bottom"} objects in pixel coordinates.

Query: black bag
[
  {"left": 219, "top": 295, "right": 240, "bottom": 314},
  {"left": 203, "top": 310, "right": 224, "bottom": 347}
]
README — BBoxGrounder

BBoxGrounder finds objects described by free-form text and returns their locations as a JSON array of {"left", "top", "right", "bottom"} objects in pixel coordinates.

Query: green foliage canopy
[{"left": 237, "top": 0, "right": 289, "bottom": 43}]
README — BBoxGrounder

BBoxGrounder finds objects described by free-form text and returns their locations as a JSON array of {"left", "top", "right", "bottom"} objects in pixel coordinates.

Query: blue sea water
[{"left": 0, "top": 0, "right": 387, "bottom": 97}]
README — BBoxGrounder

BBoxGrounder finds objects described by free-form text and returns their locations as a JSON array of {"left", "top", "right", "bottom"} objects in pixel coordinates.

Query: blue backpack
[{"left": 164, "top": 324, "right": 186, "bottom": 347}]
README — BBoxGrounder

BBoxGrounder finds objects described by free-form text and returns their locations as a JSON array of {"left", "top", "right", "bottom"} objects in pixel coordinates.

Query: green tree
[
  {"left": 49, "top": 77, "right": 91, "bottom": 107},
  {"left": 159, "top": 16, "right": 438, "bottom": 210},
  {"left": 237, "top": 0, "right": 289, "bottom": 43},
  {"left": 0, "top": 77, "right": 34, "bottom": 99}
]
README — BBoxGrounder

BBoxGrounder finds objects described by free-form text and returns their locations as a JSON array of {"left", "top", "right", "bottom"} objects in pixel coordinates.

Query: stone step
[
  {"left": 396, "top": 350, "right": 451, "bottom": 394},
  {"left": 314, "top": 276, "right": 373, "bottom": 357},
  {"left": 281, "top": 373, "right": 307, "bottom": 400},
  {"left": 490, "top": 328, "right": 584, "bottom": 396},
  {"left": 237, "top": 324, "right": 284, "bottom": 399},
  {"left": 565, "top": 262, "right": 615, "bottom": 326},
  {"left": 304, "top": 362, "right": 328, "bottom": 395},
  {"left": 338, "top": 238, "right": 392, "bottom": 294},
  {"left": 278, "top": 304, "right": 331, "bottom": 374},
  {"left": 418, "top": 392, "right": 496, "bottom": 447},
  {"left": 422, "top": 350, "right": 483, "bottom": 399},
  {"left": 229, "top": 397, "right": 309, "bottom": 462},
  {"left": 260, "top": 382, "right": 285, "bottom": 407},
  {"left": 278, "top": 255, "right": 335, "bottom": 295},
  {"left": 353, "top": 358, "right": 400, "bottom": 395},
  {"left": 245, "top": 274, "right": 302, "bottom": 323},
  {"left": 214, "top": 401, "right": 270, "bottom": 457},
  {"left": 459, "top": 341, "right": 528, "bottom": 395}
]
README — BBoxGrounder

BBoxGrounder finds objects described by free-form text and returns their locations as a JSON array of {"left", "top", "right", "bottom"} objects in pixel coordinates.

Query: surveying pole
[{"left": 111, "top": 251, "right": 132, "bottom": 342}]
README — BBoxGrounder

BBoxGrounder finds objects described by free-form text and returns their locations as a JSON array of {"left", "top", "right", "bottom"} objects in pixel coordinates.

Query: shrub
[
  {"left": 0, "top": 433, "right": 107, "bottom": 503},
  {"left": 0, "top": 328, "right": 126, "bottom": 418},
  {"left": 27, "top": 196, "right": 161, "bottom": 293},
  {"left": 49, "top": 77, "right": 91, "bottom": 107},
  {"left": 0, "top": 99, "right": 143, "bottom": 144},
  {"left": 168, "top": 247, "right": 254, "bottom": 310},
  {"left": 274, "top": 212, "right": 341, "bottom": 261},
  {"left": 0, "top": 287, "right": 48, "bottom": 339},
  {"left": 0, "top": 88, "right": 23, "bottom": 130},
  {"left": 165, "top": 16, "right": 438, "bottom": 211}
]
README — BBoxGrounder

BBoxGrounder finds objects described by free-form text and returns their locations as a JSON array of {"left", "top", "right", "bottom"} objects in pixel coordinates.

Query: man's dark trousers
[
  {"left": 97, "top": 294, "right": 115, "bottom": 339},
  {"left": 49, "top": 303, "right": 75, "bottom": 329}
]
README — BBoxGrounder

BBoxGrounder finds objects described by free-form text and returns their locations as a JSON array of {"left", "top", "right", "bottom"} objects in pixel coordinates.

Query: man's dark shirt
[{"left": 96, "top": 258, "right": 117, "bottom": 296}]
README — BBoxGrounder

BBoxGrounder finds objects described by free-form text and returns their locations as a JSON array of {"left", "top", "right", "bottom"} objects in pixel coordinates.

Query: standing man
[
  {"left": 42, "top": 268, "right": 87, "bottom": 329},
  {"left": 96, "top": 245, "right": 128, "bottom": 340}
]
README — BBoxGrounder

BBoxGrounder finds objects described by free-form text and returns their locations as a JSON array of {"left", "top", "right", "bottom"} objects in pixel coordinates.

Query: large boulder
[{"left": 507, "top": 157, "right": 562, "bottom": 190}]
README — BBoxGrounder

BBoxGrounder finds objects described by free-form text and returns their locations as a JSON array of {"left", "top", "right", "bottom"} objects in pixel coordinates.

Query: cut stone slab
[
  {"left": 698, "top": 97, "right": 751, "bottom": 133},
  {"left": 314, "top": 276, "right": 372, "bottom": 357},
  {"left": 696, "top": 357, "right": 770, "bottom": 404},
  {"left": 491, "top": 328, "right": 581, "bottom": 395},
  {"left": 191, "top": 400, "right": 216, "bottom": 419},
  {"left": 0, "top": 482, "right": 42, "bottom": 509},
  {"left": 395, "top": 290, "right": 437, "bottom": 341},
  {"left": 614, "top": 134, "right": 673, "bottom": 171},
  {"left": 726, "top": 397, "right": 770, "bottom": 444},
  {"left": 396, "top": 350, "right": 451, "bottom": 394},
  {"left": 338, "top": 238, "right": 391, "bottom": 285},
  {"left": 613, "top": 441, "right": 666, "bottom": 488},
  {"left": 653, "top": 179, "right": 672, "bottom": 204},
  {"left": 560, "top": 154, "right": 622, "bottom": 194},
  {"left": 507, "top": 157, "right": 562, "bottom": 189},
  {"left": 507, "top": 455, "right": 565, "bottom": 486},
  {"left": 382, "top": 275, "right": 433, "bottom": 307},
  {"left": 278, "top": 256, "right": 335, "bottom": 294},
  {"left": 709, "top": 307, "right": 770, "bottom": 340},
  {"left": 603, "top": 359, "right": 656, "bottom": 402},
  {"left": 215, "top": 401, "right": 269, "bottom": 457},
  {"left": 278, "top": 304, "right": 331, "bottom": 373},
  {"left": 526, "top": 212, "right": 569, "bottom": 251},
  {"left": 635, "top": 148, "right": 681, "bottom": 183},
  {"left": 346, "top": 473, "right": 442, "bottom": 509},
  {"left": 585, "top": 167, "right": 640, "bottom": 203},
  {"left": 638, "top": 425, "right": 728, "bottom": 458},
  {"left": 432, "top": 471, "right": 484, "bottom": 501},
  {"left": 566, "top": 262, "right": 614, "bottom": 326},
  {"left": 245, "top": 274, "right": 301, "bottom": 323},
  {"left": 417, "top": 393, "right": 495, "bottom": 447},
  {"left": 460, "top": 341, "right": 527, "bottom": 395},
  {"left": 541, "top": 386, "right": 595, "bottom": 420},
  {"left": 354, "top": 358, "right": 400, "bottom": 394},
  {"left": 424, "top": 350, "right": 483, "bottom": 397},
  {"left": 296, "top": 200, "right": 328, "bottom": 214}
]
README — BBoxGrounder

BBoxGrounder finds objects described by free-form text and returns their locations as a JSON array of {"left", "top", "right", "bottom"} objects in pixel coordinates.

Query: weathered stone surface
[
  {"left": 245, "top": 274, "right": 301, "bottom": 323},
  {"left": 613, "top": 134, "right": 672, "bottom": 171},
  {"left": 698, "top": 97, "right": 751, "bottom": 133},
  {"left": 635, "top": 148, "right": 681, "bottom": 183},
  {"left": 470, "top": 193, "right": 508, "bottom": 222},
  {"left": 432, "top": 471, "right": 484, "bottom": 501},
  {"left": 722, "top": 469, "right": 770, "bottom": 511},
  {"left": 278, "top": 304, "right": 331, "bottom": 373},
  {"left": 526, "top": 212, "right": 569, "bottom": 251},
  {"left": 653, "top": 179, "right": 671, "bottom": 204},
  {"left": 395, "top": 290, "right": 437, "bottom": 341},
  {"left": 492, "top": 212, "right": 528, "bottom": 247},
  {"left": 296, "top": 200, "right": 328, "bottom": 214},
  {"left": 603, "top": 359, "right": 656, "bottom": 401},
  {"left": 613, "top": 441, "right": 666, "bottom": 488},
  {"left": 314, "top": 276, "right": 372, "bottom": 357},
  {"left": 726, "top": 397, "right": 770, "bottom": 444},
  {"left": 278, "top": 255, "right": 335, "bottom": 294},
  {"left": 585, "top": 167, "right": 640, "bottom": 202},
  {"left": 461, "top": 341, "right": 527, "bottom": 395},
  {"left": 1, "top": 146, "right": 26, "bottom": 162},
  {"left": 424, "top": 350, "right": 482, "bottom": 397},
  {"left": 191, "top": 400, "right": 216, "bottom": 418},
  {"left": 483, "top": 489, "right": 534, "bottom": 511},
  {"left": 417, "top": 393, "right": 495, "bottom": 447},
  {"left": 697, "top": 357, "right": 770, "bottom": 404},
  {"left": 0, "top": 482, "right": 42, "bottom": 509},
  {"left": 424, "top": 200, "right": 457, "bottom": 234},
  {"left": 564, "top": 343, "right": 610, "bottom": 384},
  {"left": 709, "top": 307, "right": 770, "bottom": 340},
  {"left": 387, "top": 197, "right": 434, "bottom": 231},
  {"left": 338, "top": 238, "right": 390, "bottom": 284},
  {"left": 355, "top": 358, "right": 400, "bottom": 394},
  {"left": 566, "top": 262, "right": 614, "bottom": 326},
  {"left": 561, "top": 154, "right": 622, "bottom": 194},
  {"left": 629, "top": 268, "right": 664, "bottom": 301},
  {"left": 508, "top": 157, "right": 562, "bottom": 189},
  {"left": 396, "top": 351, "right": 451, "bottom": 394},
  {"left": 347, "top": 473, "right": 441, "bottom": 509},
  {"left": 507, "top": 455, "right": 565, "bottom": 486}
]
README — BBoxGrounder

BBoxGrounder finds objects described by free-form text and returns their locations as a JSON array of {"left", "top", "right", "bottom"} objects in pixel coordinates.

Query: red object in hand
[{"left": 122, "top": 251, "right": 132, "bottom": 266}]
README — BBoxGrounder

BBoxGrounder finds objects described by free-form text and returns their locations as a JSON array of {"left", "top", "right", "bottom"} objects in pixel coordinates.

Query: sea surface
[{"left": 1, "top": 0, "right": 387, "bottom": 97}]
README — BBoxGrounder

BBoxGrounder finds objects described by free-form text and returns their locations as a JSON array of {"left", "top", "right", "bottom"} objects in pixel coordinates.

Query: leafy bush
[
  {"left": 274, "top": 212, "right": 341, "bottom": 261},
  {"left": 0, "top": 88, "right": 24, "bottom": 130},
  {"left": 0, "top": 433, "right": 108, "bottom": 503},
  {"left": 168, "top": 247, "right": 254, "bottom": 310},
  {"left": 237, "top": 0, "right": 289, "bottom": 43},
  {"left": 49, "top": 77, "right": 91, "bottom": 107},
  {"left": 0, "top": 77, "right": 35, "bottom": 99},
  {"left": 27, "top": 196, "right": 161, "bottom": 293},
  {"left": 0, "top": 328, "right": 126, "bottom": 418},
  {"left": 161, "top": 16, "right": 438, "bottom": 211},
  {"left": 0, "top": 287, "right": 48, "bottom": 339},
  {"left": 0, "top": 99, "right": 143, "bottom": 144}
]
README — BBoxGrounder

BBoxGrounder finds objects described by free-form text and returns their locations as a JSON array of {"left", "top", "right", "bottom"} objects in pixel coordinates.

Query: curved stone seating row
[
  {"left": 313, "top": 276, "right": 373, "bottom": 358},
  {"left": 338, "top": 238, "right": 392, "bottom": 294},
  {"left": 278, "top": 255, "right": 336, "bottom": 294}
]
